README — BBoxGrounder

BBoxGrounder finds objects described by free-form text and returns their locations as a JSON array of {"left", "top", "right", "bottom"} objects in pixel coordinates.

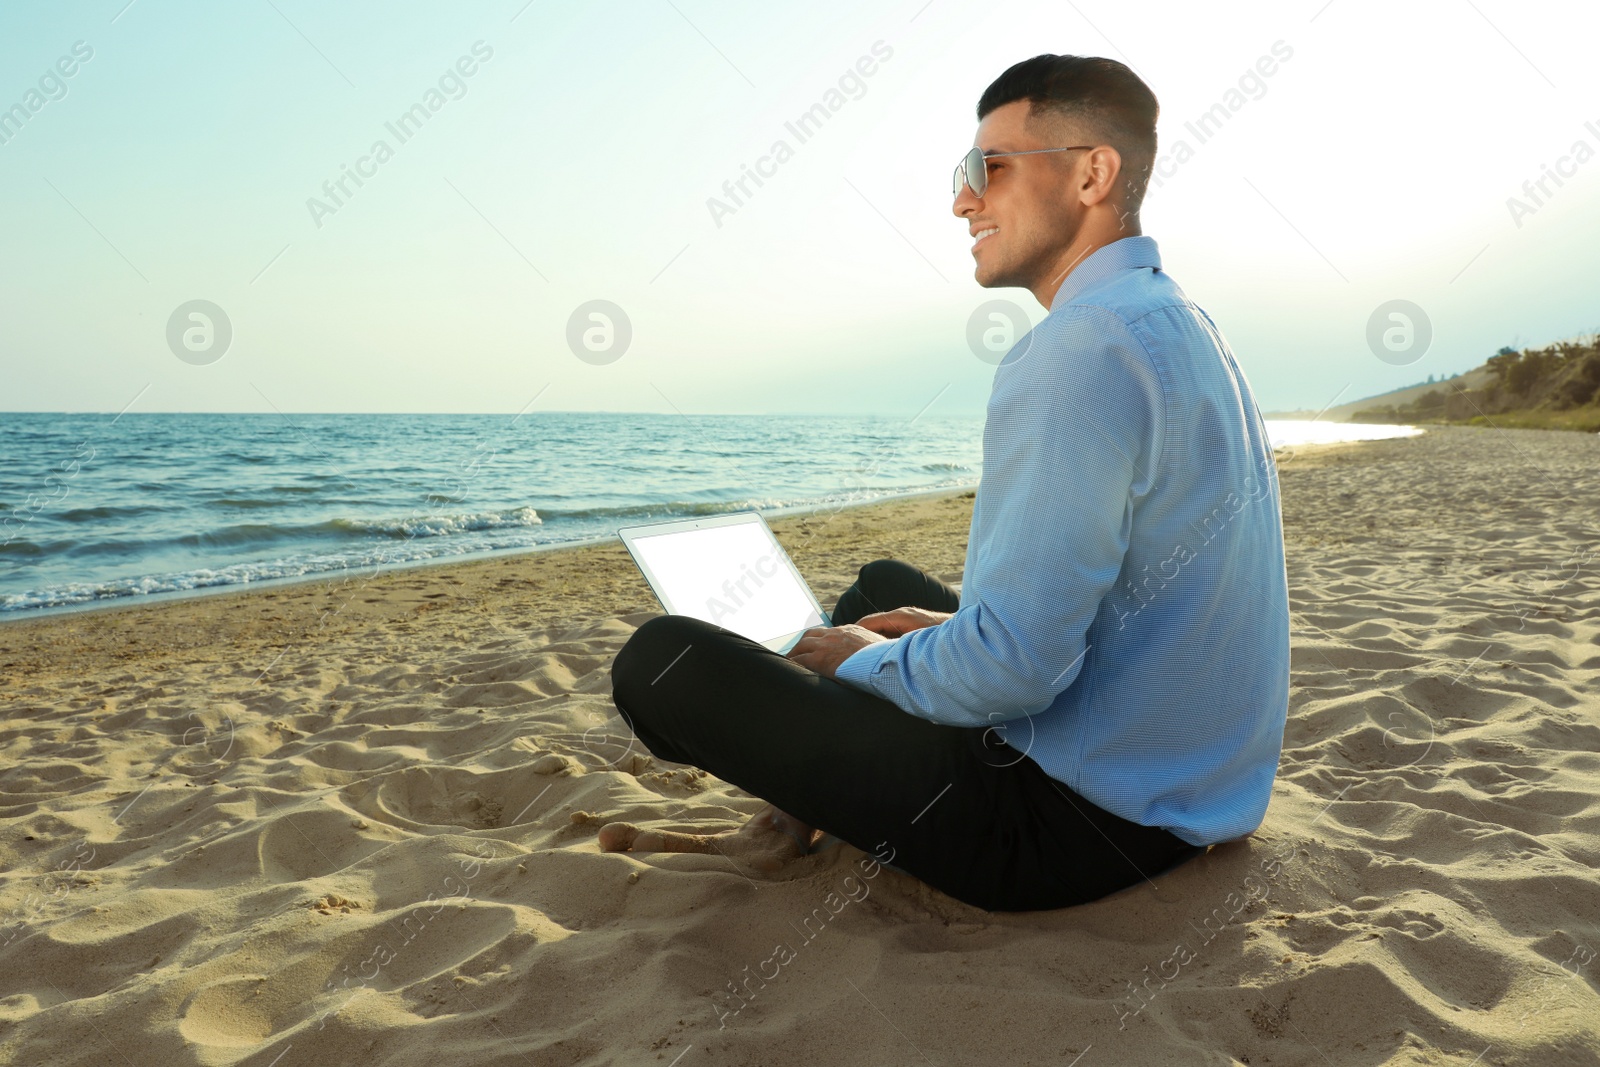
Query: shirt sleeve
[{"left": 832, "top": 305, "right": 1163, "bottom": 727}]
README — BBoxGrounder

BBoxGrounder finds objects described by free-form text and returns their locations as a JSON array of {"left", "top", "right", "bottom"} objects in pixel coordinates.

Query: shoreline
[
  {"left": 0, "top": 484, "right": 982, "bottom": 687},
  {"left": 0, "top": 480, "right": 980, "bottom": 629}
]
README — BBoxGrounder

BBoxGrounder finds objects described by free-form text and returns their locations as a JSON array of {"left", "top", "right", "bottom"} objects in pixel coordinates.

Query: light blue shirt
[{"left": 834, "top": 235, "right": 1289, "bottom": 847}]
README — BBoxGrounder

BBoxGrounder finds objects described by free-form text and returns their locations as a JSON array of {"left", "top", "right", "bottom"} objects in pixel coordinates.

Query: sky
[{"left": 1, "top": 0, "right": 1597, "bottom": 417}]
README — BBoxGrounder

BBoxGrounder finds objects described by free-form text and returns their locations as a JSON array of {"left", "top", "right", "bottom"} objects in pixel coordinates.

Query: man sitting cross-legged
[{"left": 602, "top": 54, "right": 1290, "bottom": 912}]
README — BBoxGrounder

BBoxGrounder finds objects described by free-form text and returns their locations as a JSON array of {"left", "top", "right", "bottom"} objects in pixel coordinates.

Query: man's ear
[{"left": 1079, "top": 145, "right": 1123, "bottom": 208}]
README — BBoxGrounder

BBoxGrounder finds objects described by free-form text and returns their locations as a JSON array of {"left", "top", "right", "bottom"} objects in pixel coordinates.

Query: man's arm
[
  {"left": 784, "top": 608, "right": 951, "bottom": 676},
  {"left": 832, "top": 307, "right": 1162, "bottom": 727}
]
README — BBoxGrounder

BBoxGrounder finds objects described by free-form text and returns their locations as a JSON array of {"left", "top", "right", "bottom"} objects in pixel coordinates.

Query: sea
[{"left": 0, "top": 412, "right": 1419, "bottom": 618}]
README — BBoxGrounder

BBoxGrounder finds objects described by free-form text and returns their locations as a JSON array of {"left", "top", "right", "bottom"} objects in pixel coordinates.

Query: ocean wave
[
  {"left": 527, "top": 480, "right": 983, "bottom": 524},
  {"left": 531, "top": 499, "right": 788, "bottom": 522},
  {"left": 0, "top": 530, "right": 590, "bottom": 613},
  {"left": 207, "top": 498, "right": 296, "bottom": 510},
  {"left": 205, "top": 488, "right": 325, "bottom": 509},
  {"left": 57, "top": 504, "right": 173, "bottom": 523},
  {"left": 8, "top": 484, "right": 988, "bottom": 571},
  {"left": 335, "top": 505, "right": 543, "bottom": 539},
  {"left": 0, "top": 559, "right": 347, "bottom": 612},
  {"left": 46, "top": 506, "right": 546, "bottom": 559}
]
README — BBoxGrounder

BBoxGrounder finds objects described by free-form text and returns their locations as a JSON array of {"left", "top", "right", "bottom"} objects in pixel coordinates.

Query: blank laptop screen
[{"left": 628, "top": 521, "right": 823, "bottom": 644}]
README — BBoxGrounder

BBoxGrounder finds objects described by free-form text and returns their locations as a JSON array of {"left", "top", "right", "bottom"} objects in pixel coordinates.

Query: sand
[{"left": 1, "top": 425, "right": 1597, "bottom": 1066}]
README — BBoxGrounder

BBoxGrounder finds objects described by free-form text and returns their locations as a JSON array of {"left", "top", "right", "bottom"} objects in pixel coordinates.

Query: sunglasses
[{"left": 952, "top": 145, "right": 1096, "bottom": 198}]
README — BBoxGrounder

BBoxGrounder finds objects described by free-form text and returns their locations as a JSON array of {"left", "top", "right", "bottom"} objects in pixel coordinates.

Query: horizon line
[{"left": 0, "top": 408, "right": 990, "bottom": 418}]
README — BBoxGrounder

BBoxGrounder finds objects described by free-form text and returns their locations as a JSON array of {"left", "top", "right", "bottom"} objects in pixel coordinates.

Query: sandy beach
[{"left": 2, "top": 424, "right": 1598, "bottom": 1066}]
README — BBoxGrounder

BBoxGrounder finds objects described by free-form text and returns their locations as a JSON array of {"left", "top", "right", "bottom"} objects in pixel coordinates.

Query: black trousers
[{"left": 609, "top": 558, "right": 1204, "bottom": 911}]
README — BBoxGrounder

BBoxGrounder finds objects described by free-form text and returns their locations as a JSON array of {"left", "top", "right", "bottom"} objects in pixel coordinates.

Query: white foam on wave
[
  {"left": 0, "top": 531, "right": 558, "bottom": 613},
  {"left": 338, "top": 505, "right": 543, "bottom": 539}
]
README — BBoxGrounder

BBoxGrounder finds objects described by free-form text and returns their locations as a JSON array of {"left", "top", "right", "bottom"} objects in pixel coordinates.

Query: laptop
[{"left": 618, "top": 510, "right": 832, "bottom": 654}]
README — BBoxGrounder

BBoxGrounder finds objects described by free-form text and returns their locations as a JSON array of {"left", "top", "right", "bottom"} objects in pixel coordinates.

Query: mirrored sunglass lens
[{"left": 965, "top": 147, "right": 987, "bottom": 196}]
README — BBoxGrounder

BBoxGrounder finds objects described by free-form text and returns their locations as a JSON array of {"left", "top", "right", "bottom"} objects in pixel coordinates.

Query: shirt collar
[{"left": 1048, "top": 235, "right": 1161, "bottom": 313}]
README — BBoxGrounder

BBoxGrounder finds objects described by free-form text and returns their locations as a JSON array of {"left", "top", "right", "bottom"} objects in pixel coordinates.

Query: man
[{"left": 603, "top": 54, "right": 1290, "bottom": 912}]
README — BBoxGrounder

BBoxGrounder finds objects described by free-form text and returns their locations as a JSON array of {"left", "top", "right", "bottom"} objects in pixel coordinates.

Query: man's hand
[
  {"left": 785, "top": 623, "right": 889, "bottom": 680},
  {"left": 855, "top": 606, "right": 954, "bottom": 638}
]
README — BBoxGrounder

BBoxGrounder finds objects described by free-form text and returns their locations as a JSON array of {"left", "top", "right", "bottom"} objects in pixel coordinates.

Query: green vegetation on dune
[{"left": 1350, "top": 337, "right": 1600, "bottom": 432}]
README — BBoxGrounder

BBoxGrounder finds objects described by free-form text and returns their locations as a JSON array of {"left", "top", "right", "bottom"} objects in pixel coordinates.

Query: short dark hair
[{"left": 977, "top": 55, "right": 1159, "bottom": 214}]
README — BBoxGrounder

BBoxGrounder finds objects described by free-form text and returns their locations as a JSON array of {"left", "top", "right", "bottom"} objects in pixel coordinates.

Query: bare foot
[{"left": 598, "top": 804, "right": 819, "bottom": 874}]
